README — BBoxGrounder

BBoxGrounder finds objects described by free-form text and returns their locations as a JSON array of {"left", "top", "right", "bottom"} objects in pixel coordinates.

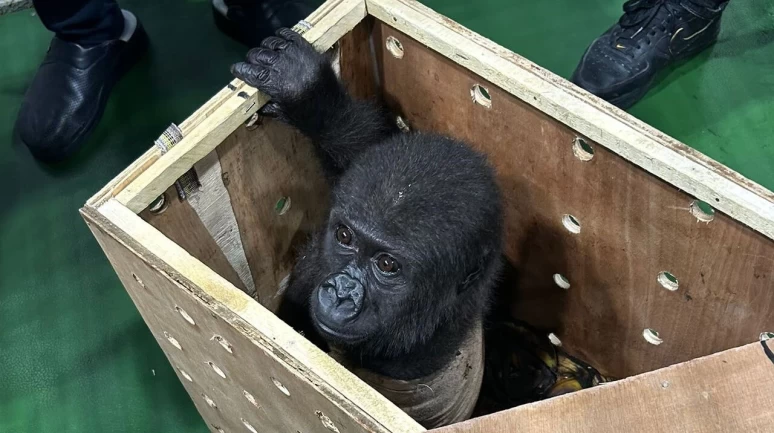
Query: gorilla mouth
[{"left": 312, "top": 311, "right": 367, "bottom": 345}]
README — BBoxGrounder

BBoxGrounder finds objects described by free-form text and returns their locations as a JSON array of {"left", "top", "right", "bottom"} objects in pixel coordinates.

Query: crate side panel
[
  {"left": 432, "top": 341, "right": 774, "bottom": 433},
  {"left": 84, "top": 217, "right": 387, "bottom": 433},
  {"left": 139, "top": 184, "right": 247, "bottom": 294},
  {"left": 215, "top": 119, "right": 330, "bottom": 312},
  {"left": 373, "top": 21, "right": 774, "bottom": 378},
  {"left": 339, "top": 17, "right": 380, "bottom": 100}
]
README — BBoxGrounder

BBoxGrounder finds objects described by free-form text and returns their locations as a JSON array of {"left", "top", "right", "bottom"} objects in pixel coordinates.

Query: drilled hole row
[
  {"left": 385, "top": 35, "right": 493, "bottom": 110},
  {"left": 149, "top": 297, "right": 339, "bottom": 432},
  {"left": 553, "top": 271, "right": 678, "bottom": 292},
  {"left": 383, "top": 34, "right": 720, "bottom": 225}
]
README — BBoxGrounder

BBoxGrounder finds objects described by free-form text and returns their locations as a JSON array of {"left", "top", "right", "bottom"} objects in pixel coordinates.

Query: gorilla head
[{"left": 306, "top": 132, "right": 503, "bottom": 368}]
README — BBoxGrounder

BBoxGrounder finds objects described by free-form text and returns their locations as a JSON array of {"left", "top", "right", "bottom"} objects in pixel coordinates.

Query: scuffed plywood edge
[
  {"left": 189, "top": 150, "right": 257, "bottom": 297},
  {"left": 366, "top": 0, "right": 774, "bottom": 242},
  {"left": 435, "top": 340, "right": 774, "bottom": 433},
  {"left": 85, "top": 79, "right": 246, "bottom": 209},
  {"left": 89, "top": 199, "right": 424, "bottom": 433}
]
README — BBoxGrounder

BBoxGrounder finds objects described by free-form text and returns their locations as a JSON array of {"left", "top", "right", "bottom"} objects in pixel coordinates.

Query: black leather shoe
[
  {"left": 212, "top": 0, "right": 315, "bottom": 47},
  {"left": 15, "top": 11, "right": 149, "bottom": 162},
  {"left": 571, "top": 0, "right": 728, "bottom": 109}
]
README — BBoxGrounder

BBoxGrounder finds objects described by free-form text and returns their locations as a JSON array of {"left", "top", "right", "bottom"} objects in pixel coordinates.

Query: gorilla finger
[
  {"left": 258, "top": 101, "right": 282, "bottom": 118},
  {"left": 277, "top": 27, "right": 305, "bottom": 44},
  {"left": 231, "top": 62, "right": 271, "bottom": 87},
  {"left": 246, "top": 47, "right": 279, "bottom": 65},
  {"left": 261, "top": 36, "right": 289, "bottom": 51}
]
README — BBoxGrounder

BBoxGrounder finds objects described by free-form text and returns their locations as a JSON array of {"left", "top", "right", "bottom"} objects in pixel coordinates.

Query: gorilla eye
[
  {"left": 335, "top": 225, "right": 353, "bottom": 246},
  {"left": 375, "top": 254, "right": 399, "bottom": 274}
]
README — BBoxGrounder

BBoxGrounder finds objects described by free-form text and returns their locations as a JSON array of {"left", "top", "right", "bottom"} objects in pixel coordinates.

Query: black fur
[{"left": 233, "top": 28, "right": 504, "bottom": 380}]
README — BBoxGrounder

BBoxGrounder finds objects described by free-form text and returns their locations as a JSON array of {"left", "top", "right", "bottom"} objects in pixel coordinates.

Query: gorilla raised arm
[
  {"left": 232, "top": 29, "right": 504, "bottom": 426},
  {"left": 232, "top": 28, "right": 400, "bottom": 179}
]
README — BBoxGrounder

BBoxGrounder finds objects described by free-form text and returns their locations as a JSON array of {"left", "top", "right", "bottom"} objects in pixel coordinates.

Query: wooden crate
[{"left": 81, "top": 0, "right": 774, "bottom": 431}]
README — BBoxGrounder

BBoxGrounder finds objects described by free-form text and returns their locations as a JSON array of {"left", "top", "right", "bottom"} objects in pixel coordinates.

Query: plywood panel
[
  {"left": 339, "top": 17, "right": 380, "bottom": 100},
  {"left": 215, "top": 120, "right": 329, "bottom": 312},
  {"left": 139, "top": 185, "right": 247, "bottom": 294},
  {"left": 82, "top": 206, "right": 421, "bottom": 433},
  {"left": 372, "top": 21, "right": 774, "bottom": 378},
  {"left": 434, "top": 340, "right": 774, "bottom": 433}
]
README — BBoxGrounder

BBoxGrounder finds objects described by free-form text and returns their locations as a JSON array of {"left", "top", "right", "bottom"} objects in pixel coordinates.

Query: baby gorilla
[{"left": 232, "top": 28, "right": 503, "bottom": 428}]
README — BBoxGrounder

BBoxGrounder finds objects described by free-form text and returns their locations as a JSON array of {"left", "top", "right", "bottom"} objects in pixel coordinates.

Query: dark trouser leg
[
  {"left": 32, "top": 0, "right": 124, "bottom": 46},
  {"left": 213, "top": 0, "right": 315, "bottom": 47}
]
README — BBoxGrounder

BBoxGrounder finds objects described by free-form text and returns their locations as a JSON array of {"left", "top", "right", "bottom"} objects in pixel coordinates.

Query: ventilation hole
[
  {"left": 657, "top": 271, "right": 679, "bottom": 291},
  {"left": 272, "top": 377, "right": 290, "bottom": 396},
  {"left": 241, "top": 419, "right": 258, "bottom": 433},
  {"left": 548, "top": 333, "right": 562, "bottom": 346},
  {"left": 208, "top": 361, "right": 227, "bottom": 379},
  {"left": 243, "top": 390, "right": 260, "bottom": 407},
  {"left": 396, "top": 115, "right": 410, "bottom": 133},
  {"left": 148, "top": 193, "right": 168, "bottom": 214},
  {"left": 553, "top": 273, "right": 570, "bottom": 290},
  {"left": 212, "top": 335, "right": 233, "bottom": 354},
  {"left": 131, "top": 273, "right": 146, "bottom": 289},
  {"left": 163, "top": 332, "right": 182, "bottom": 350},
  {"left": 175, "top": 306, "right": 196, "bottom": 325},
  {"left": 470, "top": 84, "right": 492, "bottom": 108},
  {"left": 572, "top": 137, "right": 594, "bottom": 161},
  {"left": 385, "top": 36, "right": 404, "bottom": 59},
  {"left": 661, "top": 380, "right": 670, "bottom": 389},
  {"left": 643, "top": 328, "right": 663, "bottom": 345},
  {"left": 202, "top": 393, "right": 217, "bottom": 408},
  {"left": 178, "top": 368, "right": 193, "bottom": 382},
  {"left": 760, "top": 332, "right": 774, "bottom": 341},
  {"left": 275, "top": 196, "right": 292, "bottom": 215},
  {"left": 690, "top": 200, "right": 715, "bottom": 223},
  {"left": 562, "top": 214, "right": 581, "bottom": 234},
  {"left": 315, "top": 411, "right": 340, "bottom": 433}
]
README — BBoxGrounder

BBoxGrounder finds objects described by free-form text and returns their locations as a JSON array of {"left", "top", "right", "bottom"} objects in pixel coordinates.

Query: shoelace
[{"left": 614, "top": 0, "right": 681, "bottom": 53}]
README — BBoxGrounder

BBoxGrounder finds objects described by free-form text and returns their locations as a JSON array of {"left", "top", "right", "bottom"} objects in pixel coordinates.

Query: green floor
[{"left": 0, "top": 1, "right": 772, "bottom": 431}]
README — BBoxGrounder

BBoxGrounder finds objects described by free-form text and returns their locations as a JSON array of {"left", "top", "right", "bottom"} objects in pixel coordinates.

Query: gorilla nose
[{"left": 317, "top": 273, "right": 365, "bottom": 322}]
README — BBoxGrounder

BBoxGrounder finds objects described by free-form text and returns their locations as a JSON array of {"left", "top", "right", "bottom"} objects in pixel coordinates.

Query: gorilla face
[{"left": 310, "top": 216, "right": 411, "bottom": 346}]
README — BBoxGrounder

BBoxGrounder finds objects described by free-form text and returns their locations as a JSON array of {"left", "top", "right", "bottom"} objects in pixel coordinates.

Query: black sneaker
[
  {"left": 15, "top": 10, "right": 149, "bottom": 162},
  {"left": 571, "top": 0, "right": 728, "bottom": 109},
  {"left": 212, "top": 0, "right": 315, "bottom": 47}
]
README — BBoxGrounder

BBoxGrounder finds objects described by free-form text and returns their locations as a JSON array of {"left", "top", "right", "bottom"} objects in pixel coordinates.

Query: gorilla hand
[{"left": 231, "top": 28, "right": 343, "bottom": 131}]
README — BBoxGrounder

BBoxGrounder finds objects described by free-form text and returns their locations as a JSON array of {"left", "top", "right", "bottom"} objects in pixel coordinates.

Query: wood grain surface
[
  {"left": 372, "top": 21, "right": 774, "bottom": 378},
  {"left": 434, "top": 340, "right": 774, "bottom": 433},
  {"left": 139, "top": 185, "right": 247, "bottom": 294},
  {"left": 215, "top": 120, "right": 329, "bottom": 312}
]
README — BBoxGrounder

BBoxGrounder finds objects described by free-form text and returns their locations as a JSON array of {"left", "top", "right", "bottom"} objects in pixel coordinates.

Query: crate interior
[{"left": 137, "top": 15, "right": 774, "bottom": 421}]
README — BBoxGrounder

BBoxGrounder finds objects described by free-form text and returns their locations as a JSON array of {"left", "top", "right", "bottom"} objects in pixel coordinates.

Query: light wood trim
[
  {"left": 434, "top": 340, "right": 774, "bottom": 433},
  {"left": 92, "top": 0, "right": 367, "bottom": 213},
  {"left": 94, "top": 198, "right": 424, "bottom": 433},
  {"left": 366, "top": 0, "right": 774, "bottom": 241},
  {"left": 86, "top": 80, "right": 247, "bottom": 208}
]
